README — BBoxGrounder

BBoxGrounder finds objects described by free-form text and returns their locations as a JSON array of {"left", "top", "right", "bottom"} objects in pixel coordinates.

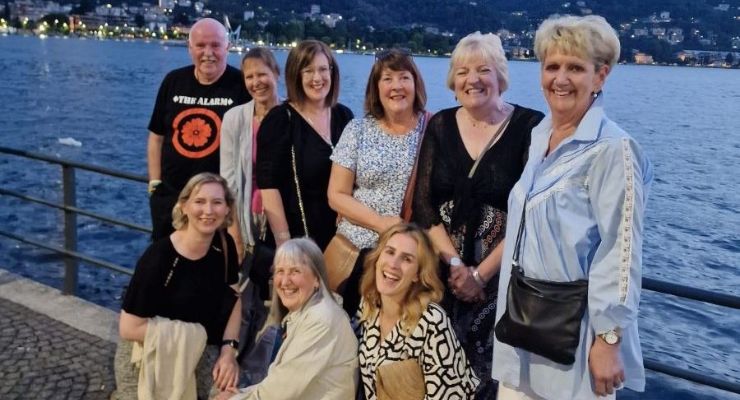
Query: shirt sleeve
[
  {"left": 330, "top": 118, "right": 360, "bottom": 172},
  {"left": 587, "top": 135, "right": 653, "bottom": 334},
  {"left": 256, "top": 106, "right": 292, "bottom": 190},
  {"left": 121, "top": 244, "right": 165, "bottom": 318},
  {"left": 412, "top": 113, "right": 444, "bottom": 228},
  {"left": 420, "top": 305, "right": 480, "bottom": 399},
  {"left": 147, "top": 72, "right": 172, "bottom": 136},
  {"left": 220, "top": 106, "right": 242, "bottom": 194}
]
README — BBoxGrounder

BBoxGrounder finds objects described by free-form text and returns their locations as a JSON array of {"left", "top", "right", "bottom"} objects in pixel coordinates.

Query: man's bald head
[{"left": 188, "top": 18, "right": 229, "bottom": 84}]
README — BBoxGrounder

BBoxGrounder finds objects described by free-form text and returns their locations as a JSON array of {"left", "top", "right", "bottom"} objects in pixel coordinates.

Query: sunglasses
[{"left": 374, "top": 48, "right": 413, "bottom": 62}]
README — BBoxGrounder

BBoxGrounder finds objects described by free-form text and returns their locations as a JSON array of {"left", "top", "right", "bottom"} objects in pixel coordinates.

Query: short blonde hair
[
  {"left": 447, "top": 31, "right": 509, "bottom": 94},
  {"left": 534, "top": 15, "right": 620, "bottom": 69},
  {"left": 360, "top": 223, "right": 443, "bottom": 335},
  {"left": 171, "top": 173, "right": 234, "bottom": 230}
]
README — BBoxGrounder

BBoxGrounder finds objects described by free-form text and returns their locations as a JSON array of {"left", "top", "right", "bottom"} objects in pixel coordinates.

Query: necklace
[{"left": 302, "top": 108, "right": 332, "bottom": 146}]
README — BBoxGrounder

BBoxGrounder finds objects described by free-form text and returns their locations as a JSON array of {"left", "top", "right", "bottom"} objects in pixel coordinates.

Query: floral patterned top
[
  {"left": 358, "top": 302, "right": 480, "bottom": 400},
  {"left": 330, "top": 115, "right": 424, "bottom": 249}
]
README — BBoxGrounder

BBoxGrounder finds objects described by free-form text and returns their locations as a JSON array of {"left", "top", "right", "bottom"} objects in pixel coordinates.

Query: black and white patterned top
[
  {"left": 358, "top": 302, "right": 480, "bottom": 400},
  {"left": 330, "top": 115, "right": 423, "bottom": 249}
]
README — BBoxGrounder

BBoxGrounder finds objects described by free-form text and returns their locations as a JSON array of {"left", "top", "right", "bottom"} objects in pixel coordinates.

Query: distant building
[
  {"left": 633, "top": 28, "right": 648, "bottom": 37},
  {"left": 310, "top": 4, "right": 320, "bottom": 15},
  {"left": 633, "top": 52, "right": 654, "bottom": 64},
  {"left": 425, "top": 26, "right": 439, "bottom": 35},
  {"left": 321, "top": 13, "right": 342, "bottom": 28},
  {"left": 714, "top": 4, "right": 730, "bottom": 11},
  {"left": 244, "top": 11, "right": 255, "bottom": 21},
  {"left": 651, "top": 27, "right": 666, "bottom": 37},
  {"left": 159, "top": 0, "right": 175, "bottom": 9}
]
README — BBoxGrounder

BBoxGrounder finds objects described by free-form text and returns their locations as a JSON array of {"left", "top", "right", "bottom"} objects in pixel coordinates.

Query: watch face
[{"left": 603, "top": 331, "right": 619, "bottom": 345}]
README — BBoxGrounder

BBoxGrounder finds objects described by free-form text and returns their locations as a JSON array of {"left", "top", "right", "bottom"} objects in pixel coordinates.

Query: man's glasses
[{"left": 374, "top": 48, "right": 413, "bottom": 62}]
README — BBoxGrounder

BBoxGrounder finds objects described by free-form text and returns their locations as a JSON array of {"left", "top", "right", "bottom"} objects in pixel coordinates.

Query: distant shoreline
[{"left": 2, "top": 31, "right": 738, "bottom": 70}]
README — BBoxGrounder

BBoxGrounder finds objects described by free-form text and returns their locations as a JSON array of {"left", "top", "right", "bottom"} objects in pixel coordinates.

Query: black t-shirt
[
  {"left": 148, "top": 65, "right": 251, "bottom": 193},
  {"left": 122, "top": 233, "right": 239, "bottom": 344},
  {"left": 256, "top": 102, "right": 354, "bottom": 250}
]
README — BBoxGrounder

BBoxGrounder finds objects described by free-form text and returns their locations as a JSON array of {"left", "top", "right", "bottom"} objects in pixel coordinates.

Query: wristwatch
[
  {"left": 598, "top": 329, "right": 621, "bottom": 345},
  {"left": 449, "top": 256, "right": 463, "bottom": 268},
  {"left": 222, "top": 339, "right": 240, "bottom": 350}
]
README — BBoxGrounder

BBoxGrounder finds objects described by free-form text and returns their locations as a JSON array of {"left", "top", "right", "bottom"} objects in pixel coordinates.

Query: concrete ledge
[{"left": 0, "top": 269, "right": 119, "bottom": 343}]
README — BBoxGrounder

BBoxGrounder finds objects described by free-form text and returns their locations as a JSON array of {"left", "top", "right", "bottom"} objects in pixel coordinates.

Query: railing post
[{"left": 62, "top": 165, "right": 78, "bottom": 295}]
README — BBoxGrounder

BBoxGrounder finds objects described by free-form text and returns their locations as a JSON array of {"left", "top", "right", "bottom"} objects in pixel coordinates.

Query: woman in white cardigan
[
  {"left": 218, "top": 238, "right": 359, "bottom": 400},
  {"left": 220, "top": 48, "right": 280, "bottom": 263}
]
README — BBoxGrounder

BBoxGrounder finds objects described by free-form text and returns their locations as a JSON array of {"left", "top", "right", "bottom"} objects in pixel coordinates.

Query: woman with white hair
[
  {"left": 219, "top": 238, "right": 359, "bottom": 399},
  {"left": 412, "top": 32, "right": 544, "bottom": 397},
  {"left": 492, "top": 15, "right": 651, "bottom": 399}
]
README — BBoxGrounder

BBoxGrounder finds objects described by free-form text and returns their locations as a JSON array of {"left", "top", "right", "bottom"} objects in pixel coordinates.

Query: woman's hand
[
  {"left": 377, "top": 215, "right": 404, "bottom": 233},
  {"left": 212, "top": 346, "right": 240, "bottom": 391},
  {"left": 589, "top": 337, "right": 625, "bottom": 396},
  {"left": 448, "top": 265, "right": 485, "bottom": 303}
]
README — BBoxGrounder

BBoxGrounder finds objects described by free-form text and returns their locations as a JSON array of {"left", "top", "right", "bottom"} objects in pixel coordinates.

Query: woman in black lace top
[{"left": 412, "top": 32, "right": 544, "bottom": 398}]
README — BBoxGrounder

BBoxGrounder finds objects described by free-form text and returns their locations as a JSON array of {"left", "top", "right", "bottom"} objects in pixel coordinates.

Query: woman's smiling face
[{"left": 375, "top": 233, "right": 420, "bottom": 303}]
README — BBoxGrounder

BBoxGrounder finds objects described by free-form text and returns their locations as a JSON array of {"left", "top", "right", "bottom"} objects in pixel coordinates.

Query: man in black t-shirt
[{"left": 146, "top": 18, "right": 250, "bottom": 240}]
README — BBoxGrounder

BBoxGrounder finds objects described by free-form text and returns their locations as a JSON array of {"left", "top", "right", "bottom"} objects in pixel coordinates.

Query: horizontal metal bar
[
  {"left": 645, "top": 358, "right": 740, "bottom": 394},
  {"left": 0, "top": 187, "right": 151, "bottom": 233},
  {"left": 0, "top": 146, "right": 147, "bottom": 183},
  {"left": 0, "top": 229, "right": 134, "bottom": 276},
  {"left": 643, "top": 277, "right": 740, "bottom": 309}
]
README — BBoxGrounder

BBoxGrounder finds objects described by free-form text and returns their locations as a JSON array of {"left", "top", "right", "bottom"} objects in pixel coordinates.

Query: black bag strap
[{"left": 511, "top": 199, "right": 527, "bottom": 269}]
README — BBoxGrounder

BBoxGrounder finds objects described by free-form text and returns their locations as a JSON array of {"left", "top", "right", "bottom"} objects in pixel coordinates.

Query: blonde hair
[
  {"left": 171, "top": 172, "right": 234, "bottom": 230},
  {"left": 360, "top": 223, "right": 443, "bottom": 335},
  {"left": 257, "top": 238, "right": 335, "bottom": 338},
  {"left": 534, "top": 15, "right": 620, "bottom": 70},
  {"left": 447, "top": 31, "right": 509, "bottom": 94}
]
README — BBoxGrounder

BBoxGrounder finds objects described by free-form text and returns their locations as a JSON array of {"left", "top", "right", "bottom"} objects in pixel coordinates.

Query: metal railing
[{"left": 0, "top": 145, "right": 738, "bottom": 395}]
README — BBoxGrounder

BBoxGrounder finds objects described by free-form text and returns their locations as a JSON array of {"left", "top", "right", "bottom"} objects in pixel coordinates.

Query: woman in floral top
[{"left": 328, "top": 49, "right": 430, "bottom": 315}]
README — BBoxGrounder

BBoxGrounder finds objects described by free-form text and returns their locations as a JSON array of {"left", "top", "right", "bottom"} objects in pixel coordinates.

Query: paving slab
[{"left": 0, "top": 269, "right": 118, "bottom": 399}]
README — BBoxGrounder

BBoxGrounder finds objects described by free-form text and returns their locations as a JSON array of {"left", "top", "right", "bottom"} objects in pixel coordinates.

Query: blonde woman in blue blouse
[{"left": 492, "top": 15, "right": 652, "bottom": 399}]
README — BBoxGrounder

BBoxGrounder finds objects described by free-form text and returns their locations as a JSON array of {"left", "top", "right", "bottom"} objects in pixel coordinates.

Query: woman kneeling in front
[
  {"left": 222, "top": 238, "right": 358, "bottom": 400},
  {"left": 115, "top": 172, "right": 241, "bottom": 399},
  {"left": 358, "top": 223, "right": 480, "bottom": 399}
]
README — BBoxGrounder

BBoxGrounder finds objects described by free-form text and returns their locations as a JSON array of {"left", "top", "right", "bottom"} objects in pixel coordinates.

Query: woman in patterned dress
[
  {"left": 327, "top": 49, "right": 430, "bottom": 315},
  {"left": 412, "top": 32, "right": 544, "bottom": 398},
  {"left": 357, "top": 223, "right": 479, "bottom": 400}
]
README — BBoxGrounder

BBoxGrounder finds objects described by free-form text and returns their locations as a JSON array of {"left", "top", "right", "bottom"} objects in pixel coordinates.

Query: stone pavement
[{"left": 0, "top": 270, "right": 119, "bottom": 399}]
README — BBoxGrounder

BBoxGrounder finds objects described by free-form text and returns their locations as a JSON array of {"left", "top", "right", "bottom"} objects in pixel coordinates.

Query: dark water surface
[{"left": 0, "top": 35, "right": 738, "bottom": 399}]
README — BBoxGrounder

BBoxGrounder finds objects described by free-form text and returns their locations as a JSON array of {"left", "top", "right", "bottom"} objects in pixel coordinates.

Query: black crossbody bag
[{"left": 494, "top": 203, "right": 589, "bottom": 365}]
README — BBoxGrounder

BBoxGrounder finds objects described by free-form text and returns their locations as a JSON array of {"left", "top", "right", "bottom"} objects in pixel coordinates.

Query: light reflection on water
[{"left": 0, "top": 35, "right": 738, "bottom": 399}]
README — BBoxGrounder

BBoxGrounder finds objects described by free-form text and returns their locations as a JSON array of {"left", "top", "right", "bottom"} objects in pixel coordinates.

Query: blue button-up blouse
[{"left": 492, "top": 95, "right": 653, "bottom": 399}]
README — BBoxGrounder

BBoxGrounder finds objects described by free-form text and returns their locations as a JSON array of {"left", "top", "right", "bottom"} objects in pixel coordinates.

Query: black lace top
[{"left": 412, "top": 105, "right": 544, "bottom": 265}]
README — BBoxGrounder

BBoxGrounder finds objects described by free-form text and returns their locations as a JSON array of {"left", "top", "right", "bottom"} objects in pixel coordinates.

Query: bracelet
[
  {"left": 471, "top": 267, "right": 486, "bottom": 288},
  {"left": 275, "top": 231, "right": 290, "bottom": 241}
]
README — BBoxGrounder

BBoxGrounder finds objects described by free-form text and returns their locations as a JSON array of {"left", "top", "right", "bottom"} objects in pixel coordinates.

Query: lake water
[{"left": 0, "top": 35, "right": 738, "bottom": 399}]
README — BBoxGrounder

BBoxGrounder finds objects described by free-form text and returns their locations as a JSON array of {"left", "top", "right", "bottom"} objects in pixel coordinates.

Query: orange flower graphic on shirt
[{"left": 181, "top": 118, "right": 212, "bottom": 147}]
